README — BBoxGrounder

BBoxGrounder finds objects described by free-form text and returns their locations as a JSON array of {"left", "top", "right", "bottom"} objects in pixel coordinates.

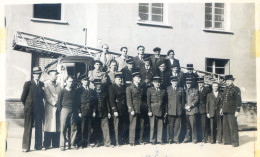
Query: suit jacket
[
  {"left": 21, "top": 80, "right": 45, "bottom": 114},
  {"left": 133, "top": 56, "right": 145, "bottom": 72},
  {"left": 126, "top": 83, "right": 146, "bottom": 114},
  {"left": 165, "top": 58, "right": 180, "bottom": 72},
  {"left": 221, "top": 84, "right": 242, "bottom": 113},
  {"left": 198, "top": 86, "right": 211, "bottom": 114},
  {"left": 185, "top": 88, "right": 199, "bottom": 115},
  {"left": 149, "top": 55, "right": 165, "bottom": 73},
  {"left": 147, "top": 87, "right": 166, "bottom": 117},
  {"left": 76, "top": 86, "right": 95, "bottom": 117},
  {"left": 206, "top": 92, "right": 223, "bottom": 117},
  {"left": 109, "top": 84, "right": 128, "bottom": 116},
  {"left": 167, "top": 86, "right": 184, "bottom": 116},
  {"left": 93, "top": 90, "right": 111, "bottom": 118}
]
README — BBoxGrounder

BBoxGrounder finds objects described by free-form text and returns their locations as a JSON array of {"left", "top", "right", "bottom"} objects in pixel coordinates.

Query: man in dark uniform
[
  {"left": 147, "top": 76, "right": 167, "bottom": 145},
  {"left": 206, "top": 82, "right": 223, "bottom": 144},
  {"left": 220, "top": 75, "right": 241, "bottom": 147},
  {"left": 183, "top": 78, "right": 199, "bottom": 144},
  {"left": 126, "top": 72, "right": 146, "bottom": 146},
  {"left": 166, "top": 76, "right": 184, "bottom": 144},
  {"left": 197, "top": 77, "right": 211, "bottom": 143},
  {"left": 183, "top": 64, "right": 199, "bottom": 88},
  {"left": 140, "top": 57, "right": 153, "bottom": 89},
  {"left": 156, "top": 61, "right": 171, "bottom": 90},
  {"left": 121, "top": 59, "right": 135, "bottom": 87},
  {"left": 76, "top": 75, "right": 95, "bottom": 148},
  {"left": 21, "top": 67, "right": 45, "bottom": 152},
  {"left": 109, "top": 72, "right": 128, "bottom": 146},
  {"left": 92, "top": 79, "right": 113, "bottom": 147},
  {"left": 133, "top": 45, "right": 145, "bottom": 72},
  {"left": 150, "top": 47, "right": 165, "bottom": 74}
]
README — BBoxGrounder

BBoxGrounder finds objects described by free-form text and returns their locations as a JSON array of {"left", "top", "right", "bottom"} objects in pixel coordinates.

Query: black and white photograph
[{"left": 0, "top": 1, "right": 259, "bottom": 157}]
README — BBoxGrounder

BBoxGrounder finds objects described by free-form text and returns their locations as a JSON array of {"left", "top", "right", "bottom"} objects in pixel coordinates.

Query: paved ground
[{"left": 5, "top": 119, "right": 257, "bottom": 157}]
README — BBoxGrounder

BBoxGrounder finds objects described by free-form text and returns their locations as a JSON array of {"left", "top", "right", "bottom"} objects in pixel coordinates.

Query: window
[
  {"left": 205, "top": 3, "right": 225, "bottom": 30},
  {"left": 139, "top": 3, "right": 164, "bottom": 22},
  {"left": 206, "top": 58, "right": 230, "bottom": 75},
  {"left": 33, "top": 3, "right": 62, "bottom": 20},
  {"left": 63, "top": 62, "right": 87, "bottom": 79}
]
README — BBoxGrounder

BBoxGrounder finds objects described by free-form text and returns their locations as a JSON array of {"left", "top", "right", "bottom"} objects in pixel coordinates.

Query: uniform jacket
[
  {"left": 170, "top": 71, "right": 184, "bottom": 88},
  {"left": 121, "top": 67, "right": 134, "bottom": 85},
  {"left": 185, "top": 88, "right": 199, "bottom": 115},
  {"left": 165, "top": 58, "right": 180, "bottom": 72},
  {"left": 166, "top": 86, "right": 184, "bottom": 116},
  {"left": 21, "top": 80, "right": 45, "bottom": 114},
  {"left": 221, "top": 84, "right": 242, "bottom": 113},
  {"left": 147, "top": 87, "right": 167, "bottom": 117},
  {"left": 149, "top": 55, "right": 165, "bottom": 73},
  {"left": 44, "top": 80, "right": 61, "bottom": 132},
  {"left": 76, "top": 86, "right": 96, "bottom": 117},
  {"left": 183, "top": 72, "right": 199, "bottom": 88},
  {"left": 93, "top": 90, "right": 111, "bottom": 118},
  {"left": 156, "top": 70, "right": 171, "bottom": 89},
  {"left": 206, "top": 92, "right": 223, "bottom": 117},
  {"left": 126, "top": 83, "right": 146, "bottom": 114},
  {"left": 140, "top": 67, "right": 154, "bottom": 88},
  {"left": 109, "top": 84, "right": 128, "bottom": 116},
  {"left": 197, "top": 86, "right": 211, "bottom": 114}
]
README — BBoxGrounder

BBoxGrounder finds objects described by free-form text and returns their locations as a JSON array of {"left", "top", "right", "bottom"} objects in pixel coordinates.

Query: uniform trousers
[
  {"left": 92, "top": 117, "right": 111, "bottom": 146},
  {"left": 129, "top": 114, "right": 145, "bottom": 144},
  {"left": 223, "top": 113, "right": 239, "bottom": 145},
  {"left": 198, "top": 113, "right": 209, "bottom": 142},
  {"left": 167, "top": 115, "right": 181, "bottom": 142},
  {"left": 113, "top": 115, "right": 129, "bottom": 145},
  {"left": 186, "top": 115, "right": 197, "bottom": 142},
  {"left": 81, "top": 116, "right": 92, "bottom": 146},
  {"left": 149, "top": 115, "right": 163, "bottom": 143},
  {"left": 22, "top": 110, "right": 43, "bottom": 150}
]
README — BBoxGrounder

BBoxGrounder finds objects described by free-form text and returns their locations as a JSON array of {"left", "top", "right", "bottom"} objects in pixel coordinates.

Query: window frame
[
  {"left": 137, "top": 3, "right": 172, "bottom": 28},
  {"left": 31, "top": 3, "right": 68, "bottom": 25},
  {"left": 203, "top": 3, "right": 232, "bottom": 34},
  {"left": 205, "top": 58, "right": 230, "bottom": 75}
]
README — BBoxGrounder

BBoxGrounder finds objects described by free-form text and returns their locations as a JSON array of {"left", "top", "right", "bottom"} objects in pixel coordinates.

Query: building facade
[{"left": 5, "top": 3, "right": 256, "bottom": 118}]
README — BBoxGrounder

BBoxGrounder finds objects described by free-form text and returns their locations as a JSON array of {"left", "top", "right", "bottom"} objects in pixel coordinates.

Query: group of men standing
[{"left": 21, "top": 44, "right": 242, "bottom": 152}]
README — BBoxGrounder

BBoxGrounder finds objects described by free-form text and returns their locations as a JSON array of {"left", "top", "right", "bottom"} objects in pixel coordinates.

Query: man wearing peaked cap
[
  {"left": 150, "top": 47, "right": 165, "bottom": 74},
  {"left": 92, "top": 78, "right": 113, "bottom": 147},
  {"left": 121, "top": 59, "right": 135, "bottom": 87},
  {"left": 196, "top": 77, "right": 211, "bottom": 143},
  {"left": 140, "top": 57, "right": 153, "bottom": 89},
  {"left": 21, "top": 67, "right": 45, "bottom": 152},
  {"left": 126, "top": 71, "right": 146, "bottom": 146},
  {"left": 183, "top": 77, "right": 199, "bottom": 144},
  {"left": 220, "top": 75, "right": 241, "bottom": 147},
  {"left": 109, "top": 71, "right": 128, "bottom": 146},
  {"left": 183, "top": 64, "right": 199, "bottom": 88},
  {"left": 75, "top": 73, "right": 95, "bottom": 148},
  {"left": 166, "top": 76, "right": 185, "bottom": 144},
  {"left": 147, "top": 75, "right": 167, "bottom": 145}
]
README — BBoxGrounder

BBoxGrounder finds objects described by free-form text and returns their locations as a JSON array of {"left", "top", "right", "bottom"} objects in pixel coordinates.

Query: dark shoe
[
  {"left": 158, "top": 142, "right": 164, "bottom": 145},
  {"left": 183, "top": 138, "right": 190, "bottom": 143},
  {"left": 106, "top": 144, "right": 114, "bottom": 148},
  {"left": 232, "top": 143, "right": 239, "bottom": 147},
  {"left": 151, "top": 141, "right": 156, "bottom": 145},
  {"left": 22, "top": 149, "right": 29, "bottom": 152},
  {"left": 43, "top": 147, "right": 49, "bottom": 151},
  {"left": 168, "top": 141, "right": 172, "bottom": 144}
]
